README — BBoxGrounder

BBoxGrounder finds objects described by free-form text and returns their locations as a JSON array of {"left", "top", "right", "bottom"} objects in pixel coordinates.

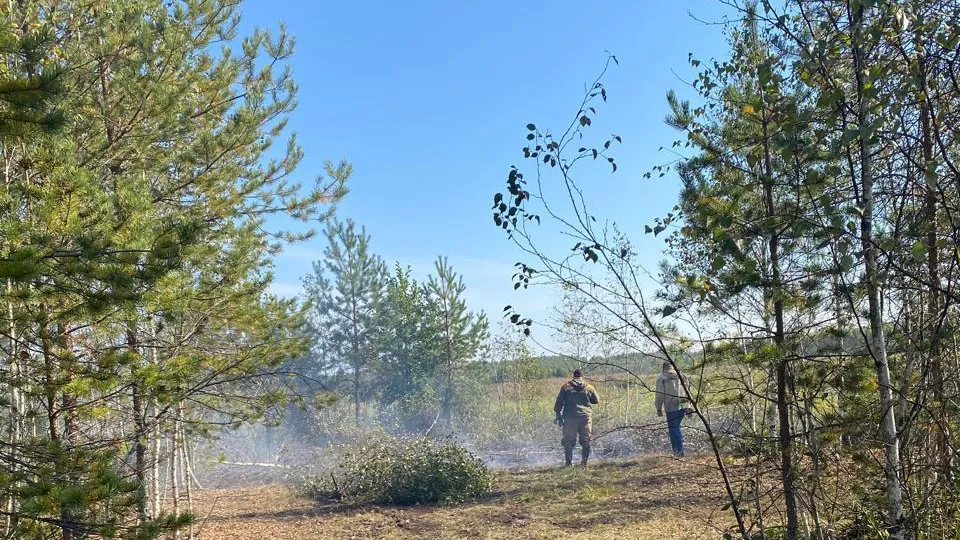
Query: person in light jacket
[{"left": 655, "top": 361, "right": 691, "bottom": 457}]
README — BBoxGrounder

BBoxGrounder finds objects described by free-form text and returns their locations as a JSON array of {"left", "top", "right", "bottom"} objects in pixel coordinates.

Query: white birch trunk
[{"left": 850, "top": 4, "right": 903, "bottom": 536}]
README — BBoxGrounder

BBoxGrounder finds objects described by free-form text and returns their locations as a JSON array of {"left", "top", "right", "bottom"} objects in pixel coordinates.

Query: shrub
[{"left": 303, "top": 437, "right": 492, "bottom": 505}]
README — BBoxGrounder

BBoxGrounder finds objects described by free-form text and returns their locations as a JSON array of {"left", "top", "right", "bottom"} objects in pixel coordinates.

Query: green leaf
[
  {"left": 839, "top": 254, "right": 854, "bottom": 272},
  {"left": 758, "top": 62, "right": 772, "bottom": 86},
  {"left": 526, "top": 123, "right": 536, "bottom": 131},
  {"left": 911, "top": 240, "right": 927, "bottom": 260},
  {"left": 840, "top": 128, "right": 859, "bottom": 145}
]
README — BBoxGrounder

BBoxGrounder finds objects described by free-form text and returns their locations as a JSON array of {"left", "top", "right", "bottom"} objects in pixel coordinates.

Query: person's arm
[
  {"left": 588, "top": 384, "right": 599, "bottom": 405},
  {"left": 655, "top": 377, "right": 664, "bottom": 416},
  {"left": 554, "top": 387, "right": 565, "bottom": 417}
]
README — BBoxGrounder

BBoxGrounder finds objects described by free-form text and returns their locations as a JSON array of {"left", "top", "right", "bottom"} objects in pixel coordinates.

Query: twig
[
  {"left": 423, "top": 410, "right": 442, "bottom": 438},
  {"left": 192, "top": 495, "right": 220, "bottom": 539}
]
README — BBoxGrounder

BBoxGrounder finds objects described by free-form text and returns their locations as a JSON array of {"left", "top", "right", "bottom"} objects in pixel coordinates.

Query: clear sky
[{"left": 240, "top": 1, "right": 733, "bottom": 351}]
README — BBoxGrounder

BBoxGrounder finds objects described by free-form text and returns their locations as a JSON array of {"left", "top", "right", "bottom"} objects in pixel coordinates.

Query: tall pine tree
[{"left": 0, "top": 1, "right": 348, "bottom": 537}]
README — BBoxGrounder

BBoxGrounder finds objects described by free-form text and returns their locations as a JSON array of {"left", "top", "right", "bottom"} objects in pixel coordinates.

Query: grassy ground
[{"left": 192, "top": 454, "right": 736, "bottom": 539}]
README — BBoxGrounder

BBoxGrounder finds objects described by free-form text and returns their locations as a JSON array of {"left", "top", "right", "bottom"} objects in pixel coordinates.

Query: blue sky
[{"left": 241, "top": 1, "right": 733, "bottom": 351}]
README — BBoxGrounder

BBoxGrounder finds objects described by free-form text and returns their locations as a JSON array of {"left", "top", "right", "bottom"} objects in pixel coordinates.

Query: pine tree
[
  {"left": 0, "top": 1, "right": 348, "bottom": 537},
  {"left": 0, "top": 21, "right": 63, "bottom": 137},
  {"left": 661, "top": 15, "right": 828, "bottom": 535},
  {"left": 303, "top": 219, "right": 386, "bottom": 423},
  {"left": 374, "top": 265, "right": 441, "bottom": 420},
  {"left": 426, "top": 257, "right": 488, "bottom": 425}
]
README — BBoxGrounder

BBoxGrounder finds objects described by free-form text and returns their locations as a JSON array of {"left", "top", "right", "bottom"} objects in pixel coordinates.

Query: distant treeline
[{"left": 487, "top": 353, "right": 668, "bottom": 381}]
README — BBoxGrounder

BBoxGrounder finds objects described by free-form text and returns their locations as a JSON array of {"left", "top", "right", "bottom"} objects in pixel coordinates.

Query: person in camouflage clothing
[{"left": 553, "top": 369, "right": 600, "bottom": 466}]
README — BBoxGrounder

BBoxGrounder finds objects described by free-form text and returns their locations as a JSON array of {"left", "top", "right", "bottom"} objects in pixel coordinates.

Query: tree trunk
[
  {"left": 40, "top": 319, "right": 59, "bottom": 443},
  {"left": 178, "top": 411, "right": 195, "bottom": 540},
  {"left": 897, "top": 300, "right": 917, "bottom": 425},
  {"left": 353, "top": 364, "right": 361, "bottom": 424},
  {"left": 147, "top": 319, "right": 162, "bottom": 518},
  {"left": 151, "top": 417, "right": 162, "bottom": 517},
  {"left": 127, "top": 326, "right": 149, "bottom": 524},
  {"left": 5, "top": 277, "right": 22, "bottom": 536},
  {"left": 183, "top": 437, "right": 203, "bottom": 491},
  {"left": 760, "top": 69, "right": 798, "bottom": 539},
  {"left": 832, "top": 273, "right": 852, "bottom": 447},
  {"left": 39, "top": 319, "right": 73, "bottom": 540},
  {"left": 920, "top": 99, "right": 948, "bottom": 480},
  {"left": 42, "top": 321, "right": 77, "bottom": 540},
  {"left": 170, "top": 425, "right": 181, "bottom": 540},
  {"left": 3, "top": 152, "right": 19, "bottom": 536},
  {"left": 351, "top": 299, "right": 361, "bottom": 425},
  {"left": 850, "top": 4, "right": 903, "bottom": 537},
  {"left": 802, "top": 394, "right": 825, "bottom": 539}
]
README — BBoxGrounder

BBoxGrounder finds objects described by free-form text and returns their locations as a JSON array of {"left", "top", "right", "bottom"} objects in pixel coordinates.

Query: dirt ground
[{"left": 191, "top": 454, "right": 738, "bottom": 540}]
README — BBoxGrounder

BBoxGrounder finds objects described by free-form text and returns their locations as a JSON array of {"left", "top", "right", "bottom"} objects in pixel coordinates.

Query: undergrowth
[{"left": 301, "top": 436, "right": 492, "bottom": 505}]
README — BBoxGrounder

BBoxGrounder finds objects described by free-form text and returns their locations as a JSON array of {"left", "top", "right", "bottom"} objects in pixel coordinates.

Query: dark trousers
[
  {"left": 666, "top": 409, "right": 687, "bottom": 456},
  {"left": 561, "top": 415, "right": 592, "bottom": 449}
]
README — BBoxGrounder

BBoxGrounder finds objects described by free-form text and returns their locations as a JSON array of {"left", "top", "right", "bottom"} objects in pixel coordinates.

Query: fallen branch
[{"left": 218, "top": 461, "right": 289, "bottom": 469}]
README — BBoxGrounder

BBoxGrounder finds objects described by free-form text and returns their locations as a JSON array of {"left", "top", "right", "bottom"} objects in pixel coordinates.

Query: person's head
[
  {"left": 662, "top": 361, "right": 675, "bottom": 373},
  {"left": 573, "top": 369, "right": 583, "bottom": 379}
]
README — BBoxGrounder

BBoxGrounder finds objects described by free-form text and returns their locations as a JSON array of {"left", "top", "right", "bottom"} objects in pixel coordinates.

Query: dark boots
[{"left": 563, "top": 446, "right": 592, "bottom": 467}]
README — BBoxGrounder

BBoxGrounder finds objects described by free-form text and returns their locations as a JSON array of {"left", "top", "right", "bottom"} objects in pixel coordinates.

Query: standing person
[
  {"left": 554, "top": 369, "right": 600, "bottom": 466},
  {"left": 655, "top": 361, "right": 691, "bottom": 458}
]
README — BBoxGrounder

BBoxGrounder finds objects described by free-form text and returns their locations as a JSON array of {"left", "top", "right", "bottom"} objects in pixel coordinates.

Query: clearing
[{"left": 192, "top": 455, "right": 736, "bottom": 539}]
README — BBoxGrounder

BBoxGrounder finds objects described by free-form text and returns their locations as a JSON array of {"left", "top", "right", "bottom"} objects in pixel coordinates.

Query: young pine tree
[
  {"left": 304, "top": 219, "right": 386, "bottom": 424},
  {"left": 426, "top": 257, "right": 488, "bottom": 425},
  {"left": 374, "top": 265, "right": 441, "bottom": 420}
]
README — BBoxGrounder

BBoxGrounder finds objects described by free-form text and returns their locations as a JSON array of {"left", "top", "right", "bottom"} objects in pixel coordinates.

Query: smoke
[{"left": 191, "top": 387, "right": 719, "bottom": 489}]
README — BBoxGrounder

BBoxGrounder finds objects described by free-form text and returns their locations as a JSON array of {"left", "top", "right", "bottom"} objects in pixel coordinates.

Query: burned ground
[{"left": 192, "top": 455, "right": 736, "bottom": 539}]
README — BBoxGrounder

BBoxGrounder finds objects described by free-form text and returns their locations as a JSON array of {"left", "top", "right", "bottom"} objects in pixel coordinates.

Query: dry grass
[{"left": 192, "top": 454, "right": 737, "bottom": 539}]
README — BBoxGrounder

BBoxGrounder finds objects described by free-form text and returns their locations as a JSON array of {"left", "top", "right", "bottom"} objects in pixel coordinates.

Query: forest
[{"left": 2, "top": 0, "right": 960, "bottom": 539}]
